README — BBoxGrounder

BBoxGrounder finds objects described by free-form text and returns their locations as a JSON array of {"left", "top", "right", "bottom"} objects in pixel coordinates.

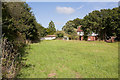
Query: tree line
[
  {"left": 62, "top": 7, "right": 120, "bottom": 41},
  {"left": 2, "top": 2, "right": 40, "bottom": 78},
  {"left": 2, "top": 2, "right": 56, "bottom": 78}
]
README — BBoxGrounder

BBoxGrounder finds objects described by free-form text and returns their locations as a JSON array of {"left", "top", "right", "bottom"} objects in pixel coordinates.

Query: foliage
[
  {"left": 47, "top": 21, "right": 56, "bottom": 35},
  {"left": 72, "top": 18, "right": 83, "bottom": 28},
  {"left": 63, "top": 7, "right": 120, "bottom": 41},
  {"left": 62, "top": 21, "right": 76, "bottom": 33},
  {"left": 2, "top": 2, "right": 44, "bottom": 78},
  {"left": 62, "top": 21, "right": 78, "bottom": 40},
  {"left": 82, "top": 7, "right": 120, "bottom": 41},
  {"left": 55, "top": 31, "right": 64, "bottom": 38},
  {"left": 2, "top": 38, "right": 27, "bottom": 78},
  {"left": 36, "top": 23, "right": 47, "bottom": 38},
  {"left": 3, "top": 2, "right": 40, "bottom": 42}
]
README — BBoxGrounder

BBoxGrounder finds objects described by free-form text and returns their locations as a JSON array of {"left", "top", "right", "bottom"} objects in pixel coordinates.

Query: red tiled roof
[
  {"left": 77, "top": 25, "right": 83, "bottom": 32},
  {"left": 46, "top": 35, "right": 56, "bottom": 37}
]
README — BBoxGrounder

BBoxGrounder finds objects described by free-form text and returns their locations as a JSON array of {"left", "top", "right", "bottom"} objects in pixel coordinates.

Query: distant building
[
  {"left": 41, "top": 35, "right": 56, "bottom": 40},
  {"left": 77, "top": 25, "right": 98, "bottom": 41}
]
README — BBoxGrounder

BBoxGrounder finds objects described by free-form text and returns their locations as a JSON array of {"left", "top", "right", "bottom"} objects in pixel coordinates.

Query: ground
[{"left": 18, "top": 40, "right": 118, "bottom": 78}]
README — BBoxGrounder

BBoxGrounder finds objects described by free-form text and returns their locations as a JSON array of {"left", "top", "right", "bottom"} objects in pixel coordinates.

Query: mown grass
[{"left": 18, "top": 40, "right": 118, "bottom": 78}]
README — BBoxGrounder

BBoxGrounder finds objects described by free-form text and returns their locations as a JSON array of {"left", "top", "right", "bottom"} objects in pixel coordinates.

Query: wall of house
[
  {"left": 77, "top": 32, "right": 84, "bottom": 36},
  {"left": 45, "top": 37, "right": 56, "bottom": 40},
  {"left": 79, "top": 36, "right": 83, "bottom": 40},
  {"left": 41, "top": 37, "right": 56, "bottom": 40},
  {"left": 88, "top": 36, "right": 96, "bottom": 41},
  {"left": 79, "top": 36, "right": 97, "bottom": 41},
  {"left": 77, "top": 32, "right": 98, "bottom": 36}
]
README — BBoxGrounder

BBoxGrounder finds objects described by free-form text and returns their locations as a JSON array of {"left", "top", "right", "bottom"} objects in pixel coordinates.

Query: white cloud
[{"left": 56, "top": 6, "right": 75, "bottom": 14}]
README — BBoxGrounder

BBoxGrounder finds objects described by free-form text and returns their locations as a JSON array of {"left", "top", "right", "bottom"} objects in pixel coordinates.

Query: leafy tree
[
  {"left": 111, "top": 7, "right": 120, "bottom": 40},
  {"left": 62, "top": 21, "right": 77, "bottom": 40},
  {"left": 82, "top": 8, "right": 120, "bottom": 41},
  {"left": 47, "top": 21, "right": 56, "bottom": 35},
  {"left": 2, "top": 2, "right": 40, "bottom": 42},
  {"left": 72, "top": 18, "right": 83, "bottom": 28},
  {"left": 55, "top": 31, "right": 64, "bottom": 38},
  {"left": 2, "top": 2, "right": 44, "bottom": 78},
  {"left": 82, "top": 10, "right": 102, "bottom": 40},
  {"left": 62, "top": 7, "right": 120, "bottom": 41},
  {"left": 36, "top": 23, "right": 47, "bottom": 37},
  {"left": 62, "top": 21, "right": 76, "bottom": 35}
]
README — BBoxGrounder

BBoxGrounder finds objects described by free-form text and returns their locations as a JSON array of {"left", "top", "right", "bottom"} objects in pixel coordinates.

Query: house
[
  {"left": 41, "top": 35, "right": 56, "bottom": 40},
  {"left": 77, "top": 25, "right": 98, "bottom": 41},
  {"left": 105, "top": 36, "right": 116, "bottom": 43}
]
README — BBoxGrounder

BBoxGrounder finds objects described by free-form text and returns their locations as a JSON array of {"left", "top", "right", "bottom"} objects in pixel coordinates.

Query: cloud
[
  {"left": 76, "top": 5, "right": 84, "bottom": 10},
  {"left": 56, "top": 6, "right": 75, "bottom": 14}
]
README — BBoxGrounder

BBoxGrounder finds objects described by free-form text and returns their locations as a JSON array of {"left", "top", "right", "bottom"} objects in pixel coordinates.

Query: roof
[
  {"left": 77, "top": 25, "right": 83, "bottom": 32},
  {"left": 46, "top": 35, "right": 56, "bottom": 37}
]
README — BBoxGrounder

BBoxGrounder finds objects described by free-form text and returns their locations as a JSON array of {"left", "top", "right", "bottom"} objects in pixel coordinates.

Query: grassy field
[{"left": 18, "top": 40, "right": 118, "bottom": 78}]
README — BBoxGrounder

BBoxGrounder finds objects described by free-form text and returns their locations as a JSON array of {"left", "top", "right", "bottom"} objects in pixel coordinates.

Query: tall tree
[
  {"left": 82, "top": 8, "right": 120, "bottom": 41},
  {"left": 62, "top": 21, "right": 77, "bottom": 40},
  {"left": 2, "top": 2, "right": 43, "bottom": 78},
  {"left": 36, "top": 23, "right": 48, "bottom": 37},
  {"left": 2, "top": 2, "right": 39, "bottom": 42},
  {"left": 72, "top": 18, "right": 83, "bottom": 28},
  {"left": 47, "top": 21, "right": 56, "bottom": 35}
]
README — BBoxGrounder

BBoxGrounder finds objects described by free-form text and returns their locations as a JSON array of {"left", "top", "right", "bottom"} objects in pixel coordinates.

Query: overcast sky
[{"left": 27, "top": 2, "right": 118, "bottom": 30}]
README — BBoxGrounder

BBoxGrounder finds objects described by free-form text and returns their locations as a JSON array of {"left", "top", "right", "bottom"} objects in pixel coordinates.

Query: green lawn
[{"left": 18, "top": 40, "right": 118, "bottom": 78}]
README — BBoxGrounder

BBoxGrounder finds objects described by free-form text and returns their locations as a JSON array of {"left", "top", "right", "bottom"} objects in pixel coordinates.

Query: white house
[
  {"left": 41, "top": 35, "right": 56, "bottom": 40},
  {"left": 77, "top": 25, "right": 98, "bottom": 41}
]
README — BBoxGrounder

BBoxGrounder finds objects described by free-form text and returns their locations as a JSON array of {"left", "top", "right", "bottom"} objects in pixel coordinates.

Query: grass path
[{"left": 18, "top": 40, "right": 118, "bottom": 78}]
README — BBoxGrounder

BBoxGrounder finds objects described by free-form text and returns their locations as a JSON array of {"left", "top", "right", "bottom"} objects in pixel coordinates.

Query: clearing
[{"left": 18, "top": 40, "right": 118, "bottom": 78}]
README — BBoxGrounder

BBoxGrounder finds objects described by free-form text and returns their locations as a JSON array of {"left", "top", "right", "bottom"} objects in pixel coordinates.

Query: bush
[
  {"left": 55, "top": 31, "right": 64, "bottom": 38},
  {"left": 2, "top": 2, "right": 40, "bottom": 78},
  {"left": 2, "top": 37, "right": 27, "bottom": 78}
]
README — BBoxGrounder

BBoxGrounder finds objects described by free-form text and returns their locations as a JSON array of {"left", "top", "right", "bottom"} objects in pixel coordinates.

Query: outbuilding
[{"left": 41, "top": 35, "right": 56, "bottom": 40}]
